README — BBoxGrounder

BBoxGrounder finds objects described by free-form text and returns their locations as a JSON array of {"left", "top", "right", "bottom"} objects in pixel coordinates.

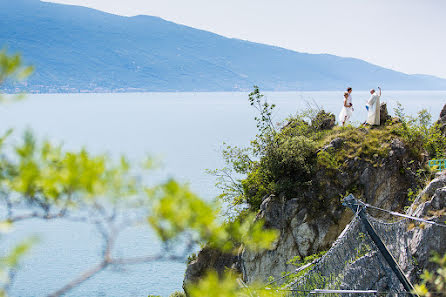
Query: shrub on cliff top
[
  {"left": 392, "top": 103, "right": 446, "bottom": 159},
  {"left": 210, "top": 87, "right": 333, "bottom": 212}
]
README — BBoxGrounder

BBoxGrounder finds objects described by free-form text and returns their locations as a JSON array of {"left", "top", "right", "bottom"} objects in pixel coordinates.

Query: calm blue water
[{"left": 0, "top": 91, "right": 445, "bottom": 297}]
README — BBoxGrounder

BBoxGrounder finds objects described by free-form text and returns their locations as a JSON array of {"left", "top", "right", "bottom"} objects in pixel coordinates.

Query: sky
[{"left": 44, "top": 0, "right": 446, "bottom": 79}]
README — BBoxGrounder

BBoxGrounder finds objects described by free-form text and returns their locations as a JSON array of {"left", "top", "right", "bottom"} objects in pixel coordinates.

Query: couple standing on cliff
[{"left": 339, "top": 87, "right": 382, "bottom": 126}]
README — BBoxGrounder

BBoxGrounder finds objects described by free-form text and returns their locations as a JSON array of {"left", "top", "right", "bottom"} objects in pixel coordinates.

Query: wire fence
[{"left": 267, "top": 195, "right": 446, "bottom": 297}]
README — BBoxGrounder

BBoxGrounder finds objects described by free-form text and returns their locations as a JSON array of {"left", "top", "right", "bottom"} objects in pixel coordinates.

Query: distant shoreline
[{"left": 4, "top": 89, "right": 446, "bottom": 95}]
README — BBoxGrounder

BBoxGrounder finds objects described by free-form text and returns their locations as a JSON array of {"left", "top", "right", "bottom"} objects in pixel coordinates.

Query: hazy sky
[{"left": 45, "top": 0, "right": 446, "bottom": 79}]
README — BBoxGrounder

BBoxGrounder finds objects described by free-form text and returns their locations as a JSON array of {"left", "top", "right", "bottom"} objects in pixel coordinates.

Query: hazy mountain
[{"left": 1, "top": 0, "right": 446, "bottom": 92}]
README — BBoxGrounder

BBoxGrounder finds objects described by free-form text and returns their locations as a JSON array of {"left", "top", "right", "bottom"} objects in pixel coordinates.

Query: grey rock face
[
  {"left": 440, "top": 104, "right": 446, "bottom": 119},
  {"left": 241, "top": 162, "right": 416, "bottom": 284},
  {"left": 412, "top": 173, "right": 446, "bottom": 212},
  {"left": 436, "top": 104, "right": 446, "bottom": 135},
  {"left": 341, "top": 174, "right": 446, "bottom": 291},
  {"left": 183, "top": 247, "right": 241, "bottom": 292},
  {"left": 341, "top": 252, "right": 393, "bottom": 291},
  {"left": 242, "top": 192, "right": 349, "bottom": 284}
]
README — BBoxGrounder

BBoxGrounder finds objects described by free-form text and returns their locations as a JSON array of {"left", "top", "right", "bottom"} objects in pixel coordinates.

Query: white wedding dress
[{"left": 338, "top": 95, "right": 353, "bottom": 125}]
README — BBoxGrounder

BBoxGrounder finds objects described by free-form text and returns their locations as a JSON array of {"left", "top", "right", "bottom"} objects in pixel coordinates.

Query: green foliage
[
  {"left": 414, "top": 252, "right": 446, "bottom": 297},
  {"left": 169, "top": 291, "right": 186, "bottom": 297},
  {"left": 0, "top": 129, "right": 142, "bottom": 296},
  {"left": 0, "top": 49, "right": 34, "bottom": 103},
  {"left": 248, "top": 85, "right": 277, "bottom": 155},
  {"left": 281, "top": 251, "right": 343, "bottom": 297},
  {"left": 187, "top": 252, "right": 198, "bottom": 264},
  {"left": 316, "top": 149, "right": 341, "bottom": 170},
  {"left": 354, "top": 233, "right": 371, "bottom": 260},
  {"left": 243, "top": 133, "right": 317, "bottom": 210},
  {"left": 241, "top": 166, "right": 275, "bottom": 210},
  {"left": 0, "top": 53, "right": 282, "bottom": 296},
  {"left": 187, "top": 271, "right": 286, "bottom": 297},
  {"left": 393, "top": 103, "right": 446, "bottom": 159},
  {"left": 221, "top": 144, "right": 254, "bottom": 175},
  {"left": 319, "top": 125, "right": 393, "bottom": 167},
  {"left": 282, "top": 251, "right": 327, "bottom": 287},
  {"left": 287, "top": 251, "right": 327, "bottom": 268},
  {"left": 1, "top": 238, "right": 37, "bottom": 268},
  {"left": 205, "top": 144, "right": 253, "bottom": 211},
  {"left": 0, "top": 49, "right": 33, "bottom": 84},
  {"left": 210, "top": 87, "right": 328, "bottom": 212},
  {"left": 0, "top": 233, "right": 37, "bottom": 296},
  {"left": 0, "top": 51, "right": 35, "bottom": 297},
  {"left": 1, "top": 129, "right": 138, "bottom": 209},
  {"left": 148, "top": 179, "right": 221, "bottom": 243},
  {"left": 407, "top": 187, "right": 422, "bottom": 204},
  {"left": 147, "top": 179, "right": 278, "bottom": 252}
]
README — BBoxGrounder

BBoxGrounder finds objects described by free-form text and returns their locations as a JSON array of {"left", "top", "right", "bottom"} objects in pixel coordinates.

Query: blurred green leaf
[{"left": 148, "top": 180, "right": 278, "bottom": 252}]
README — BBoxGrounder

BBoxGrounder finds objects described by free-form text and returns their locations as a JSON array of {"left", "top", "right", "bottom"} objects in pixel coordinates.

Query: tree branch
[{"left": 47, "top": 261, "right": 109, "bottom": 297}]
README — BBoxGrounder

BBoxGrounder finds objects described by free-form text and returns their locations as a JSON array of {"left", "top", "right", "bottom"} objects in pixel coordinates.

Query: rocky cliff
[
  {"left": 241, "top": 133, "right": 424, "bottom": 283},
  {"left": 183, "top": 104, "right": 446, "bottom": 292}
]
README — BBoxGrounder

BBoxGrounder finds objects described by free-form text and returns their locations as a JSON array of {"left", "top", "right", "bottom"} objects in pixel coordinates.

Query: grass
[{"left": 317, "top": 124, "right": 396, "bottom": 170}]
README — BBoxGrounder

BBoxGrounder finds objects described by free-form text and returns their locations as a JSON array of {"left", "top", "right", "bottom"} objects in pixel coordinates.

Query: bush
[
  {"left": 239, "top": 110, "right": 321, "bottom": 209},
  {"left": 393, "top": 103, "right": 446, "bottom": 159},
  {"left": 169, "top": 291, "right": 186, "bottom": 297},
  {"left": 210, "top": 88, "right": 325, "bottom": 211}
]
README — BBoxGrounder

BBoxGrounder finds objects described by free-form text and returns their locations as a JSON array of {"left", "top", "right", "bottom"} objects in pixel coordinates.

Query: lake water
[{"left": 0, "top": 91, "right": 445, "bottom": 297}]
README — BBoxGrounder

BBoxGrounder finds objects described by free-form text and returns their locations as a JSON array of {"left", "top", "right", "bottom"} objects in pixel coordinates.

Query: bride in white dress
[{"left": 339, "top": 91, "right": 353, "bottom": 126}]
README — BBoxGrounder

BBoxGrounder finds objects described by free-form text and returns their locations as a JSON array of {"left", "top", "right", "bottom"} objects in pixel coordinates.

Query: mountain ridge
[{"left": 2, "top": 0, "right": 446, "bottom": 92}]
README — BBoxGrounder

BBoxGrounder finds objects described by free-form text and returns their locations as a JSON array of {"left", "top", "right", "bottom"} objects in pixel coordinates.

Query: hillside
[{"left": 2, "top": 0, "right": 446, "bottom": 92}]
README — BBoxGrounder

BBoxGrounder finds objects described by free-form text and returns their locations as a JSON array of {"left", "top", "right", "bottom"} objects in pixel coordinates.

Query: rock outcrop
[
  {"left": 183, "top": 247, "right": 241, "bottom": 292},
  {"left": 380, "top": 102, "right": 392, "bottom": 125},
  {"left": 313, "top": 110, "right": 336, "bottom": 130},
  {"left": 241, "top": 137, "right": 423, "bottom": 284},
  {"left": 436, "top": 103, "right": 446, "bottom": 135}
]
